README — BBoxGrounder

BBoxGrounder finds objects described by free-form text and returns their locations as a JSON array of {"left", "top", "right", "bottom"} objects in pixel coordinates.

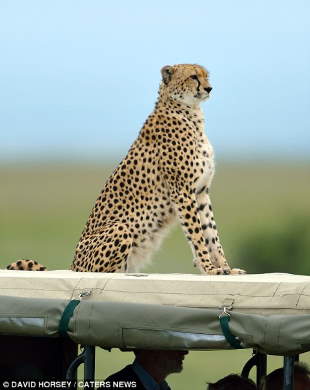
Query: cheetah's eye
[{"left": 190, "top": 75, "right": 198, "bottom": 80}]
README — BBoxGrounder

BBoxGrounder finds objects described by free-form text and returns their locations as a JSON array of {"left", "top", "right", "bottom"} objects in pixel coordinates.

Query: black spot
[
  {"left": 197, "top": 186, "right": 206, "bottom": 195},
  {"left": 120, "top": 244, "right": 127, "bottom": 253}
]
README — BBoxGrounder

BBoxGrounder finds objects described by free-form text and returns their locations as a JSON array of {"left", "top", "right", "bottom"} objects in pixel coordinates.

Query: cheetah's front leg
[
  {"left": 196, "top": 187, "right": 246, "bottom": 274},
  {"left": 172, "top": 192, "right": 222, "bottom": 274}
]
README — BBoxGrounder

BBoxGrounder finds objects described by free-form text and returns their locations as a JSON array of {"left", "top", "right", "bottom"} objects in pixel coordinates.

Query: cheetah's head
[{"left": 160, "top": 64, "right": 212, "bottom": 107}]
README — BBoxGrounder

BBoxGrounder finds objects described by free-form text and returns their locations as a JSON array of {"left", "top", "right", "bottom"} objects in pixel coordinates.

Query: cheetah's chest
[{"left": 196, "top": 134, "right": 215, "bottom": 191}]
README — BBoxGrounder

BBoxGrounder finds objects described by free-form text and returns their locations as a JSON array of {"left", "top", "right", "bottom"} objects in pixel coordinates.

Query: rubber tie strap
[
  {"left": 59, "top": 299, "right": 80, "bottom": 337},
  {"left": 219, "top": 309, "right": 243, "bottom": 349}
]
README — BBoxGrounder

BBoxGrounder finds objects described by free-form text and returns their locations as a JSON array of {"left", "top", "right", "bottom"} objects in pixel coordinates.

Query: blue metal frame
[
  {"left": 283, "top": 355, "right": 295, "bottom": 390},
  {"left": 241, "top": 350, "right": 298, "bottom": 390},
  {"left": 66, "top": 345, "right": 96, "bottom": 382},
  {"left": 66, "top": 345, "right": 298, "bottom": 390},
  {"left": 241, "top": 351, "right": 267, "bottom": 388}
]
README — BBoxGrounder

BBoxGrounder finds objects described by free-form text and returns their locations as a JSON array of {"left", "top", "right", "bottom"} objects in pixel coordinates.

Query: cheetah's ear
[{"left": 161, "top": 65, "right": 174, "bottom": 84}]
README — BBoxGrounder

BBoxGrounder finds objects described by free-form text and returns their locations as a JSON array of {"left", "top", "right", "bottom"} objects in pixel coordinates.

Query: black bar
[
  {"left": 66, "top": 350, "right": 85, "bottom": 380},
  {"left": 84, "top": 345, "right": 96, "bottom": 381},
  {"left": 241, "top": 351, "right": 267, "bottom": 388},
  {"left": 241, "top": 353, "right": 257, "bottom": 378},
  {"left": 283, "top": 355, "right": 295, "bottom": 390},
  {"left": 66, "top": 345, "right": 96, "bottom": 384},
  {"left": 256, "top": 353, "right": 267, "bottom": 389}
]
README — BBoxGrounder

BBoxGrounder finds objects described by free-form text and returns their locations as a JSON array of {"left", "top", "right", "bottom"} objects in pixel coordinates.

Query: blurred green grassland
[
  {"left": 1, "top": 162, "right": 310, "bottom": 387},
  {"left": 1, "top": 162, "right": 309, "bottom": 273}
]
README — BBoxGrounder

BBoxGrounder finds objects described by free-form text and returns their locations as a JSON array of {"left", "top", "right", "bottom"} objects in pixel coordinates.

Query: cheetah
[
  {"left": 71, "top": 64, "right": 245, "bottom": 275},
  {"left": 7, "top": 64, "right": 245, "bottom": 275}
]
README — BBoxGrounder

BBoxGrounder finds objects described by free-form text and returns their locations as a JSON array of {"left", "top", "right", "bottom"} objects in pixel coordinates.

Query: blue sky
[{"left": 0, "top": 0, "right": 309, "bottom": 162}]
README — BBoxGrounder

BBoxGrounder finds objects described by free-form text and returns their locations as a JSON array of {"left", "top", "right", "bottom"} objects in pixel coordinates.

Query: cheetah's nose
[{"left": 205, "top": 87, "right": 212, "bottom": 93}]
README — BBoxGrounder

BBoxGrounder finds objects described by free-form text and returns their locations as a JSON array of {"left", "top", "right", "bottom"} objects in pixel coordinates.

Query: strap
[
  {"left": 219, "top": 311, "right": 243, "bottom": 349},
  {"left": 58, "top": 299, "right": 80, "bottom": 337}
]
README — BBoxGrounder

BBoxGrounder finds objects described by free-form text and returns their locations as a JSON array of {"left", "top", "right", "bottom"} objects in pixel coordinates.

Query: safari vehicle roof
[{"left": 1, "top": 270, "right": 310, "bottom": 355}]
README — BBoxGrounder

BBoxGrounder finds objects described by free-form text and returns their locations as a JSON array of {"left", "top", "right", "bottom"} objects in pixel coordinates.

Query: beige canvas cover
[{"left": 1, "top": 270, "right": 310, "bottom": 355}]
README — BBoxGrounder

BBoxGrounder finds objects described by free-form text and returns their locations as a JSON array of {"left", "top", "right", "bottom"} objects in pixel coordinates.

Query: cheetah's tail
[{"left": 6, "top": 259, "right": 47, "bottom": 271}]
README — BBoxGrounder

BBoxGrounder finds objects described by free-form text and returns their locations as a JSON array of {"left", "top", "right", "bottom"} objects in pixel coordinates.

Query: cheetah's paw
[
  {"left": 206, "top": 267, "right": 246, "bottom": 275},
  {"left": 230, "top": 268, "right": 247, "bottom": 275},
  {"left": 207, "top": 267, "right": 231, "bottom": 275}
]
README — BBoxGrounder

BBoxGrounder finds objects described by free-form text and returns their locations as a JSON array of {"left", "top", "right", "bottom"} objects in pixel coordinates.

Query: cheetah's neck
[{"left": 154, "top": 96, "right": 205, "bottom": 137}]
